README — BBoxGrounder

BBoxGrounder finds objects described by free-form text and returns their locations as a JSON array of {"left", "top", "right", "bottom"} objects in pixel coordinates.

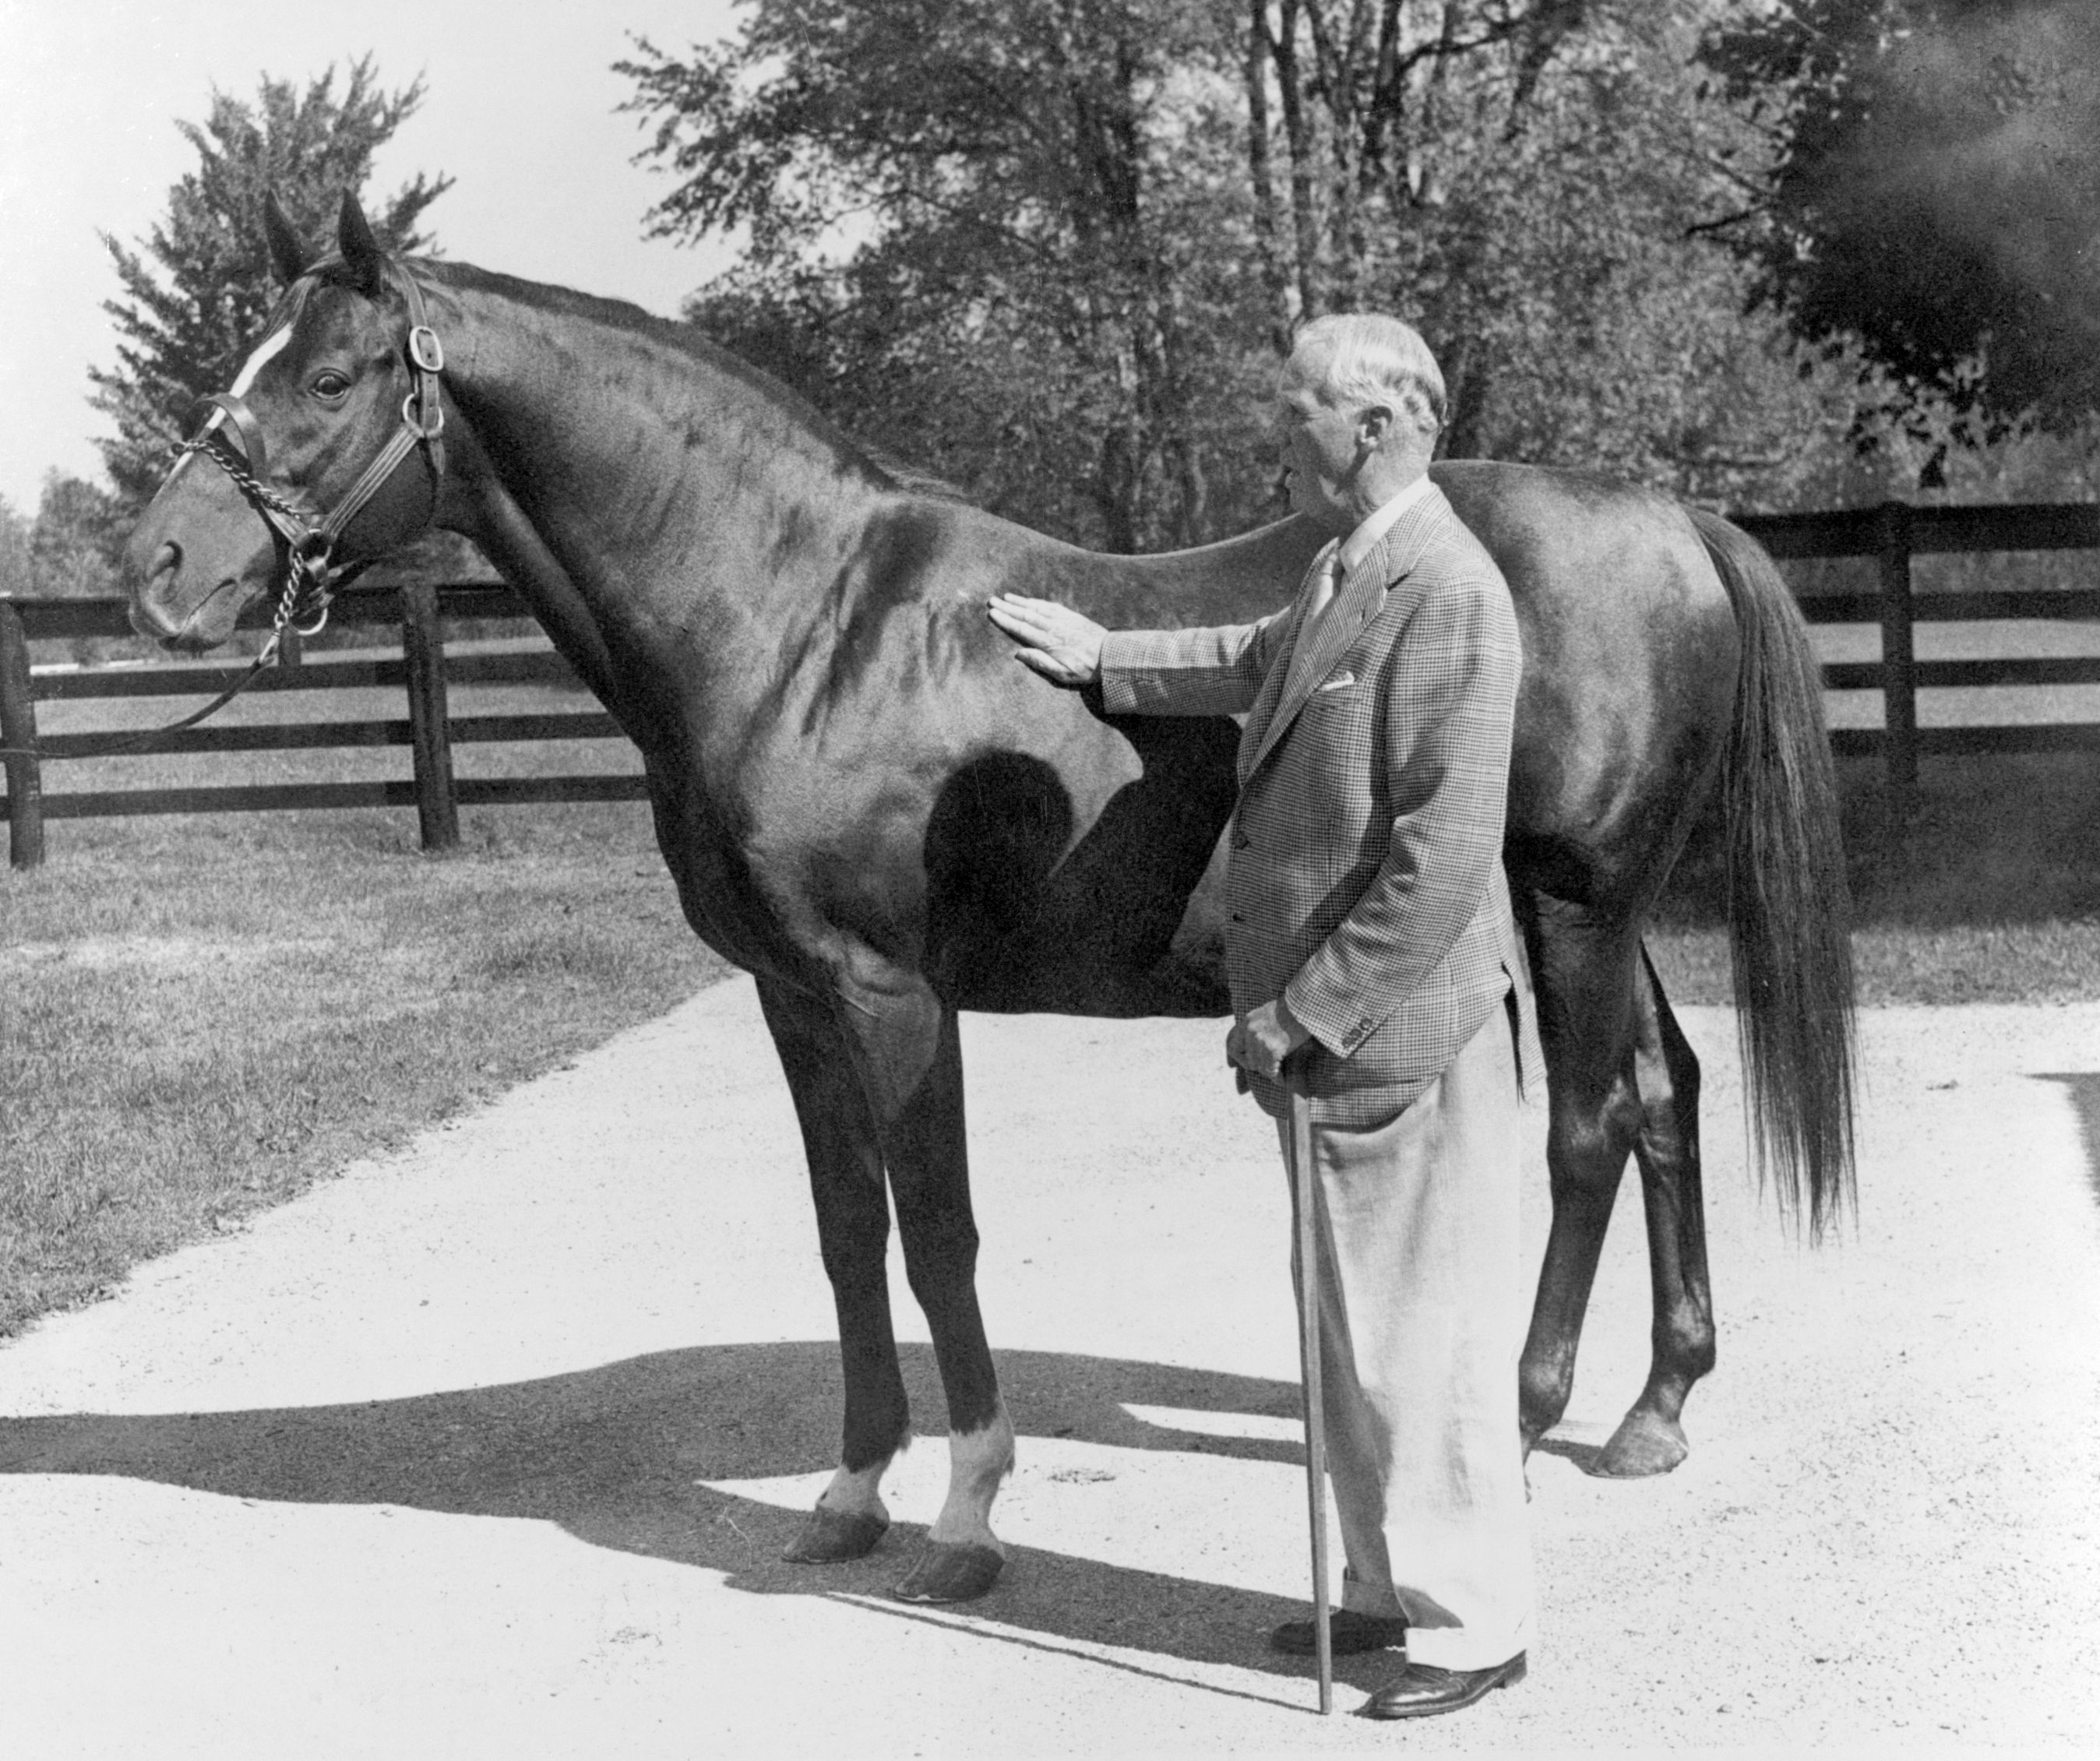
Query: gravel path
[{"left": 2, "top": 979, "right": 2096, "bottom": 1757}]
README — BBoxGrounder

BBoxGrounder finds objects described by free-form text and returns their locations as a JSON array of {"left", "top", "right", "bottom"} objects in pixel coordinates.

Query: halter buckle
[{"left": 407, "top": 326, "right": 445, "bottom": 375}]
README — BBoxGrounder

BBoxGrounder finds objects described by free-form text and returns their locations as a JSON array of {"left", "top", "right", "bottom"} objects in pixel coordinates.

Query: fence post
[
  {"left": 1875, "top": 499, "right": 1918, "bottom": 827},
  {"left": 0, "top": 601, "right": 45, "bottom": 871},
  {"left": 400, "top": 581, "right": 460, "bottom": 852}
]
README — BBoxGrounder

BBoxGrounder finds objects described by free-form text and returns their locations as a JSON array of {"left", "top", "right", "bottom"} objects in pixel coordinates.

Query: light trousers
[{"left": 1277, "top": 993, "right": 1534, "bottom": 1670}]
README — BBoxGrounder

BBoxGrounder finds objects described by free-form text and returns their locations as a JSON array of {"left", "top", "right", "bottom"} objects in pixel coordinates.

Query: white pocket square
[{"left": 1315, "top": 671, "right": 1355, "bottom": 693}]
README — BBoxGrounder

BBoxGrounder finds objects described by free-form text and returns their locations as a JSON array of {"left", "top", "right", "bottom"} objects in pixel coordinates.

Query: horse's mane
[{"left": 401, "top": 258, "right": 972, "bottom": 505}]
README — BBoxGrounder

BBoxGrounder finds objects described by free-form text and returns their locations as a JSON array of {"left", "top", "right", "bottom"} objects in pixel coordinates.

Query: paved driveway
[{"left": 2, "top": 979, "right": 2096, "bottom": 1756}]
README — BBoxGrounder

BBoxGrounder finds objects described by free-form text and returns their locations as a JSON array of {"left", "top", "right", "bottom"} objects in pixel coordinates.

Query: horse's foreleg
[
  {"left": 1518, "top": 921, "right": 1646, "bottom": 1460},
  {"left": 1594, "top": 950, "right": 1714, "bottom": 1477},
  {"left": 757, "top": 978, "right": 912, "bottom": 1564},
  {"left": 874, "top": 998, "right": 1013, "bottom": 1604}
]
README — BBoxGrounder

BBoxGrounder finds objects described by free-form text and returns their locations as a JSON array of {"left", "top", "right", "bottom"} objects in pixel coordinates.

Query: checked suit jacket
[{"left": 1098, "top": 483, "right": 1527, "bottom": 1129}]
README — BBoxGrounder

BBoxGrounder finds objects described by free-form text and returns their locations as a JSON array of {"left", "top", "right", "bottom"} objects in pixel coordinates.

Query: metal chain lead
[{"left": 171, "top": 431, "right": 337, "bottom": 644}]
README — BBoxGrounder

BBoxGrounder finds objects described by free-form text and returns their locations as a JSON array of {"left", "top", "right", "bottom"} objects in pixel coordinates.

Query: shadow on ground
[
  {"left": 0, "top": 1343, "right": 1403, "bottom": 1696},
  {"left": 2037, "top": 1072, "right": 2100, "bottom": 1209}
]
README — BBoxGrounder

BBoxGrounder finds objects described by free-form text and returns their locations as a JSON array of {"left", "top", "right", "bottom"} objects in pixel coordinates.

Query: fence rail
[
  {"left": 5, "top": 498, "right": 2099, "bottom": 868},
  {"left": 0, "top": 579, "right": 645, "bottom": 869},
  {"left": 1738, "top": 501, "right": 2100, "bottom": 820}
]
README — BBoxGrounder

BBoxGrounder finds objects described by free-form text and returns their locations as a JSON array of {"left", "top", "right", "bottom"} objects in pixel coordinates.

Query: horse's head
[{"left": 126, "top": 193, "right": 451, "bottom": 650}]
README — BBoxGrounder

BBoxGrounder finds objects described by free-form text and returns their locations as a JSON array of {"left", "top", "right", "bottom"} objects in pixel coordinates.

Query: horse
[{"left": 123, "top": 194, "right": 1854, "bottom": 1604}]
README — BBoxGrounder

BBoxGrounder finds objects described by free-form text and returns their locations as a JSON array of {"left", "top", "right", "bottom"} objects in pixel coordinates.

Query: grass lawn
[
  {"left": 1, "top": 803, "right": 727, "bottom": 1336},
  {"left": 1649, "top": 748, "right": 2100, "bottom": 1008}
]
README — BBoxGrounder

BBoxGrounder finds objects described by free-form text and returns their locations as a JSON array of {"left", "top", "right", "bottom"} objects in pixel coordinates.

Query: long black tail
[{"left": 1689, "top": 506, "right": 1856, "bottom": 1237}]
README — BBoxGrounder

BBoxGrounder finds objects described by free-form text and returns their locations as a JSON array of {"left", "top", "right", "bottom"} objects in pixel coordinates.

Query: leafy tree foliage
[
  {"left": 624, "top": 3, "right": 1859, "bottom": 534},
  {"left": 1246, "top": 3, "right": 1849, "bottom": 504},
  {"left": 624, "top": 3, "right": 1910, "bottom": 544},
  {"left": 27, "top": 474, "right": 129, "bottom": 597},
  {"left": 90, "top": 58, "right": 451, "bottom": 507},
  {"left": 1701, "top": 0, "right": 2100, "bottom": 442},
  {"left": 622, "top": 0, "right": 1269, "bottom": 551},
  {"left": 0, "top": 498, "right": 33, "bottom": 599},
  {"left": 0, "top": 475, "right": 127, "bottom": 600}
]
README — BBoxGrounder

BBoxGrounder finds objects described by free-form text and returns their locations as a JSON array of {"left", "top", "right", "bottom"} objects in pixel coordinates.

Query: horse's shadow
[
  {"left": 0, "top": 1344, "right": 1403, "bottom": 1697},
  {"left": 2038, "top": 1073, "right": 2100, "bottom": 1210}
]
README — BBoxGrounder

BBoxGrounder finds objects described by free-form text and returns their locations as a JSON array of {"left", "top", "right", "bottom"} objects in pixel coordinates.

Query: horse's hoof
[
  {"left": 782, "top": 1504, "right": 889, "bottom": 1564},
  {"left": 890, "top": 1541, "right": 1004, "bottom": 1603},
  {"left": 1592, "top": 1411, "right": 1689, "bottom": 1477}
]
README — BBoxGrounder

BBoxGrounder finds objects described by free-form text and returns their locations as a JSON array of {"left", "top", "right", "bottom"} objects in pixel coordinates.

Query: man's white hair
[{"left": 1290, "top": 312, "right": 1446, "bottom": 438}]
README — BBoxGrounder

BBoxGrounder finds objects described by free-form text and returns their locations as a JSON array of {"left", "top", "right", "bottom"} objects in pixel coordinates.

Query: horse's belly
[{"left": 933, "top": 710, "right": 1240, "bottom": 1017}]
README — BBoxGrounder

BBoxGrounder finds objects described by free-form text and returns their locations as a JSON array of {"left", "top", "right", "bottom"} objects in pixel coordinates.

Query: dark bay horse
[{"left": 124, "top": 196, "right": 1854, "bottom": 1604}]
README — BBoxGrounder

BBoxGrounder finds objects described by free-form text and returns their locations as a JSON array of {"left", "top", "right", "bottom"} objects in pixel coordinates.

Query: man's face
[{"left": 1274, "top": 354, "right": 1366, "bottom": 531}]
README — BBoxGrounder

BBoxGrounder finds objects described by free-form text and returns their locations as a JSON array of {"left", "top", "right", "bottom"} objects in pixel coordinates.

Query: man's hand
[
  {"left": 1227, "top": 997, "right": 1313, "bottom": 1083},
  {"left": 985, "top": 593, "right": 1106, "bottom": 687}
]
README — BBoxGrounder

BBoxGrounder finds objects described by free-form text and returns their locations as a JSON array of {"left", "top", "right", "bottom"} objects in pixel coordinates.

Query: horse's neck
[{"left": 438, "top": 279, "right": 886, "bottom": 720}]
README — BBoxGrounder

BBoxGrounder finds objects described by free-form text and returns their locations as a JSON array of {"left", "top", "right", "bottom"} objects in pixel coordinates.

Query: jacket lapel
[{"left": 1239, "top": 488, "right": 1452, "bottom": 787}]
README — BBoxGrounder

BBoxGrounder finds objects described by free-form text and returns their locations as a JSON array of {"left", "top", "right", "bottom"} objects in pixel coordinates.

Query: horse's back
[{"left": 1431, "top": 463, "right": 1742, "bottom": 910}]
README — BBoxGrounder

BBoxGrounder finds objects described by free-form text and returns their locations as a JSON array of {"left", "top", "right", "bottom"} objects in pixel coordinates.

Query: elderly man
[{"left": 987, "top": 312, "right": 1533, "bottom": 1720}]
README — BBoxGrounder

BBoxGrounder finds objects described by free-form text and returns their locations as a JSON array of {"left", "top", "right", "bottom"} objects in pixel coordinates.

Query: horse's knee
[{"left": 1545, "top": 1079, "right": 1643, "bottom": 1198}]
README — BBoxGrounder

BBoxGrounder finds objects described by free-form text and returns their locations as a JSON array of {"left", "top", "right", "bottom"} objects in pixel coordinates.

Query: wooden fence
[
  {"left": 0, "top": 581, "right": 641, "bottom": 870},
  {"left": 4, "top": 498, "right": 2098, "bottom": 869},
  {"left": 1733, "top": 499, "right": 2100, "bottom": 823}
]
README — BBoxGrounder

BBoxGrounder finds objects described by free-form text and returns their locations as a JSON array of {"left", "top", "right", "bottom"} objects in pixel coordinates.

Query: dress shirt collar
[{"left": 1335, "top": 471, "right": 1435, "bottom": 576}]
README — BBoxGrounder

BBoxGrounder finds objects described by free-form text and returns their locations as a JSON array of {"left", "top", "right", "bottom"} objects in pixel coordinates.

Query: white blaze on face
[
  {"left": 167, "top": 324, "right": 297, "bottom": 490},
  {"left": 227, "top": 322, "right": 296, "bottom": 399}
]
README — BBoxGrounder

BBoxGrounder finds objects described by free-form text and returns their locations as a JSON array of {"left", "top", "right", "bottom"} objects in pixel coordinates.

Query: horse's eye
[{"left": 311, "top": 371, "right": 352, "bottom": 400}]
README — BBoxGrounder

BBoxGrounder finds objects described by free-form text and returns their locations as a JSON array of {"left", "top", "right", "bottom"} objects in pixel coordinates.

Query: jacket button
[
  {"left": 1231, "top": 829, "right": 1251, "bottom": 849},
  {"left": 1229, "top": 912, "right": 1245, "bottom": 925}
]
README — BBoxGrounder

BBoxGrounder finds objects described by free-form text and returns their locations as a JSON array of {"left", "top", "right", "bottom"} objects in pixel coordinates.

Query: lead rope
[{"left": 0, "top": 567, "right": 316, "bottom": 763}]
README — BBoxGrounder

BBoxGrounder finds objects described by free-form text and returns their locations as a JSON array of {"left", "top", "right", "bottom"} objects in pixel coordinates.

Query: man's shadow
[{"left": 0, "top": 1344, "right": 1403, "bottom": 1699}]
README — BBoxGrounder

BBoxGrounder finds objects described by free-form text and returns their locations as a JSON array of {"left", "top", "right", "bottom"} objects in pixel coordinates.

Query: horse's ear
[
  {"left": 336, "top": 192, "right": 387, "bottom": 295},
  {"left": 262, "top": 191, "right": 309, "bottom": 284}
]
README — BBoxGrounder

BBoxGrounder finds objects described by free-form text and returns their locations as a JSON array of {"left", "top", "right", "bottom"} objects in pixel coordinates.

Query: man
[{"left": 986, "top": 312, "right": 1533, "bottom": 1720}]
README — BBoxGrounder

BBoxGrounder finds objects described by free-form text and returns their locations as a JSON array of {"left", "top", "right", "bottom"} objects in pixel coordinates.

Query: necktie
[{"left": 1302, "top": 544, "right": 1344, "bottom": 643}]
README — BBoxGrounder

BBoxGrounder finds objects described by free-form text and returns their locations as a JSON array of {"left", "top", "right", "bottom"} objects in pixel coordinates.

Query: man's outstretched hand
[{"left": 986, "top": 593, "right": 1107, "bottom": 688}]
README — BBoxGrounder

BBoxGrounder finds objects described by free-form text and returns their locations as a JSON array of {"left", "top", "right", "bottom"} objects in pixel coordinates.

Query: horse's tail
[{"left": 1688, "top": 505, "right": 1857, "bottom": 1238}]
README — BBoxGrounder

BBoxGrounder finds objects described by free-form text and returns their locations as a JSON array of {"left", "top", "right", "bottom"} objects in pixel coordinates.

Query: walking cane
[{"left": 1285, "top": 1062, "right": 1334, "bottom": 1715}]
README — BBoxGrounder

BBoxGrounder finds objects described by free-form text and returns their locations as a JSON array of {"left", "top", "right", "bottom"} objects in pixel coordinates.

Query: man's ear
[{"left": 1356, "top": 402, "right": 1396, "bottom": 449}]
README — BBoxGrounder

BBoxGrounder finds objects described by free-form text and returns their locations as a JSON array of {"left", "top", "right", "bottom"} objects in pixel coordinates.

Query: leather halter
[{"left": 175, "top": 267, "right": 448, "bottom": 645}]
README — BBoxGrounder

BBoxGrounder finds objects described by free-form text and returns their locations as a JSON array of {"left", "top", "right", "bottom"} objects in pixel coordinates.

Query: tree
[
  {"left": 622, "top": 0, "right": 1269, "bottom": 551},
  {"left": 27, "top": 473, "right": 128, "bottom": 598},
  {"left": 1243, "top": 2, "right": 1856, "bottom": 505},
  {"left": 1700, "top": 0, "right": 2100, "bottom": 446},
  {"left": 622, "top": 2, "right": 1886, "bottom": 541},
  {"left": 0, "top": 498, "right": 32, "bottom": 599},
  {"left": 90, "top": 58, "right": 452, "bottom": 506}
]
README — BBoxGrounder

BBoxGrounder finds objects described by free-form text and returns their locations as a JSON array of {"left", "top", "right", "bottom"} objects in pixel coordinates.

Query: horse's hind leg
[
  {"left": 1594, "top": 948, "right": 1715, "bottom": 1478},
  {"left": 1519, "top": 916, "right": 1646, "bottom": 1459},
  {"left": 758, "top": 978, "right": 913, "bottom": 1565}
]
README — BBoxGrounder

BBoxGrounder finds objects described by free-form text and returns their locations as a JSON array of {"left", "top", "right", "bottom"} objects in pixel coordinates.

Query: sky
[{"left": 0, "top": 0, "right": 745, "bottom": 512}]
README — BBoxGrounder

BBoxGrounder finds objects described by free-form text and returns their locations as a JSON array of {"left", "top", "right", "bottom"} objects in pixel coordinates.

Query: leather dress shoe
[
  {"left": 1268, "top": 1608, "right": 1407, "bottom": 1656},
  {"left": 1361, "top": 1652, "right": 1526, "bottom": 1719}
]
